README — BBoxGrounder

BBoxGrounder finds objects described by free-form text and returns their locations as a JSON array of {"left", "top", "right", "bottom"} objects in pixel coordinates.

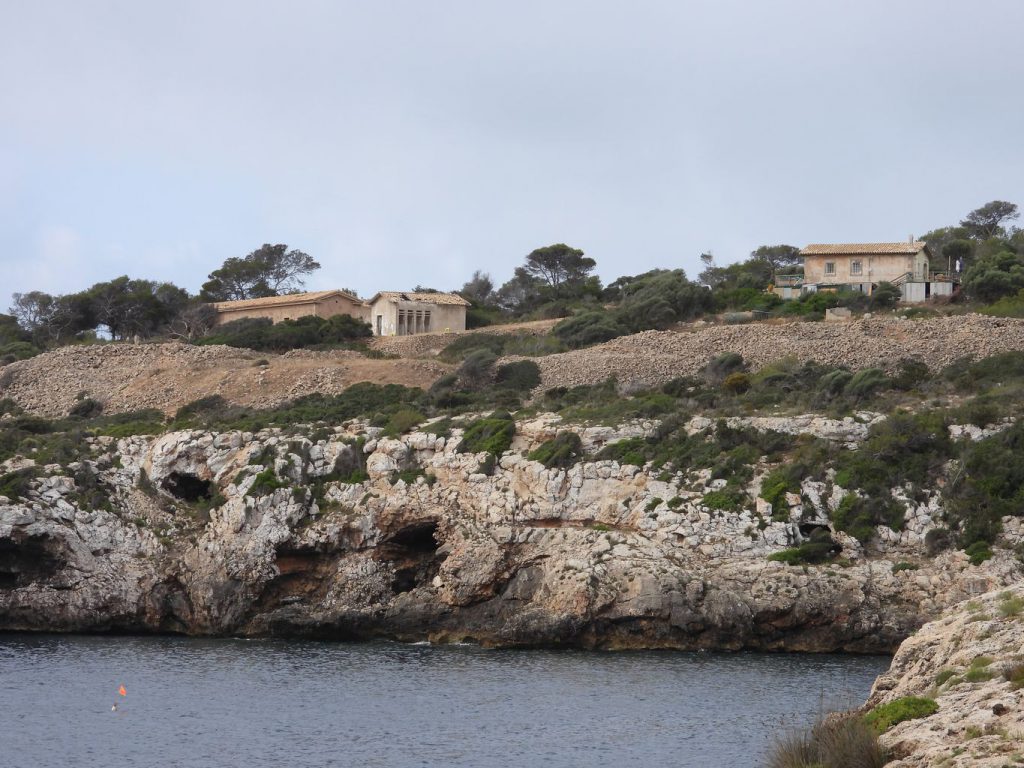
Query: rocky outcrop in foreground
[
  {"left": 1, "top": 414, "right": 1020, "bottom": 651},
  {"left": 866, "top": 584, "right": 1024, "bottom": 766}
]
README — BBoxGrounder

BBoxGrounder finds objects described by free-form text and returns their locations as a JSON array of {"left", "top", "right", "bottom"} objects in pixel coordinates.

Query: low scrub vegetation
[
  {"left": 198, "top": 314, "right": 372, "bottom": 352},
  {"left": 863, "top": 696, "right": 938, "bottom": 733},
  {"left": 766, "top": 714, "right": 886, "bottom": 768},
  {"left": 527, "top": 432, "right": 583, "bottom": 469}
]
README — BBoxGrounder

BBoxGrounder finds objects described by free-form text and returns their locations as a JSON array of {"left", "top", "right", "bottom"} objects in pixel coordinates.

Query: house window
[
  {"left": 824, "top": 262, "right": 836, "bottom": 276},
  {"left": 850, "top": 260, "right": 862, "bottom": 275}
]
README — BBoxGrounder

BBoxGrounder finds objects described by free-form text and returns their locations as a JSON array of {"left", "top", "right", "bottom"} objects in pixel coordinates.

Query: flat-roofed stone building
[
  {"left": 211, "top": 290, "right": 369, "bottom": 326},
  {"left": 366, "top": 291, "right": 470, "bottom": 336},
  {"left": 799, "top": 241, "right": 957, "bottom": 303}
]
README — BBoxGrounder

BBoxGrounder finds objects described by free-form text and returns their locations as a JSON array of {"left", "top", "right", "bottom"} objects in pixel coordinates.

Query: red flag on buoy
[{"left": 118, "top": 685, "right": 127, "bottom": 697}]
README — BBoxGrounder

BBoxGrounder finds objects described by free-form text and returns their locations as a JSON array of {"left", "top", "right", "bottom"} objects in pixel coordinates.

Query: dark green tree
[
  {"left": 200, "top": 244, "right": 320, "bottom": 302},
  {"left": 750, "top": 244, "right": 801, "bottom": 273},
  {"left": 522, "top": 243, "right": 596, "bottom": 298},
  {"left": 960, "top": 201, "right": 1019, "bottom": 241},
  {"left": 962, "top": 251, "right": 1024, "bottom": 303}
]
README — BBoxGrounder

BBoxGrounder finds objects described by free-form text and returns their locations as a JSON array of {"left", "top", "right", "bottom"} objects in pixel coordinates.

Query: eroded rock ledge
[
  {"left": 1, "top": 414, "right": 1021, "bottom": 651},
  {"left": 866, "top": 584, "right": 1024, "bottom": 766}
]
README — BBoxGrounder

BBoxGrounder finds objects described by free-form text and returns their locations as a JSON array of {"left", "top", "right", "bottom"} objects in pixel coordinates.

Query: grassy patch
[
  {"left": 864, "top": 696, "right": 938, "bottom": 733},
  {"left": 528, "top": 432, "right": 583, "bottom": 470}
]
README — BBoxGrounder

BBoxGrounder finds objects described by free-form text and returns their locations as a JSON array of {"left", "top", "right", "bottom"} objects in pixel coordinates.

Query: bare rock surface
[
  {"left": 2, "top": 415, "right": 1020, "bottom": 652},
  {"left": 866, "top": 584, "right": 1024, "bottom": 766}
]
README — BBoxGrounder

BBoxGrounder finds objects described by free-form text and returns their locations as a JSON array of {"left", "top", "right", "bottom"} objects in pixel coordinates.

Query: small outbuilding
[
  {"left": 211, "top": 290, "right": 369, "bottom": 326},
  {"left": 366, "top": 291, "right": 470, "bottom": 336}
]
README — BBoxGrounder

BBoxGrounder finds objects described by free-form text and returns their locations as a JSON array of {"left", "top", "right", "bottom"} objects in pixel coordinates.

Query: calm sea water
[{"left": 0, "top": 634, "right": 888, "bottom": 768}]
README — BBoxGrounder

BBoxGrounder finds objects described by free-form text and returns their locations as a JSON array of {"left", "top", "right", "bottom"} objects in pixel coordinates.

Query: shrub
[
  {"left": 1003, "top": 662, "right": 1024, "bottom": 690},
  {"left": 964, "top": 541, "right": 993, "bottom": 565},
  {"left": 494, "top": 360, "right": 541, "bottom": 391},
  {"left": 766, "top": 714, "right": 886, "bottom": 768},
  {"left": 703, "top": 352, "right": 746, "bottom": 383},
  {"left": 998, "top": 593, "right": 1024, "bottom": 617},
  {"left": 456, "top": 349, "right": 497, "bottom": 389},
  {"left": 384, "top": 408, "right": 425, "bottom": 437},
  {"left": 767, "top": 530, "right": 838, "bottom": 565},
  {"left": 843, "top": 368, "right": 889, "bottom": 400},
  {"left": 438, "top": 333, "right": 507, "bottom": 363},
  {"left": 199, "top": 313, "right": 372, "bottom": 351},
  {"left": 891, "top": 358, "right": 929, "bottom": 391},
  {"left": 528, "top": 432, "right": 583, "bottom": 469},
  {"left": 863, "top": 696, "right": 938, "bottom": 733},
  {"left": 457, "top": 412, "right": 516, "bottom": 457},
  {"left": 552, "top": 311, "right": 625, "bottom": 349},
  {"left": 892, "top": 561, "right": 918, "bottom": 573},
  {"left": 721, "top": 372, "right": 750, "bottom": 394},
  {"left": 174, "top": 395, "right": 232, "bottom": 423},
  {"left": 0, "top": 467, "right": 38, "bottom": 501},
  {"left": 69, "top": 397, "right": 104, "bottom": 418},
  {"left": 246, "top": 469, "right": 287, "bottom": 497},
  {"left": 831, "top": 494, "right": 905, "bottom": 543},
  {"left": 702, "top": 486, "right": 747, "bottom": 511}
]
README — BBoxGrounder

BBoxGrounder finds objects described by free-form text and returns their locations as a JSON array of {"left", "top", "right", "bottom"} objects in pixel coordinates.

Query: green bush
[
  {"left": 494, "top": 360, "right": 541, "bottom": 391},
  {"left": 552, "top": 311, "right": 625, "bottom": 349},
  {"left": 456, "top": 349, "right": 497, "bottom": 389},
  {"left": 528, "top": 432, "right": 583, "bottom": 469},
  {"left": 703, "top": 352, "right": 746, "bottom": 383},
  {"left": 864, "top": 696, "right": 938, "bottom": 733},
  {"left": 831, "top": 493, "right": 905, "bottom": 543},
  {"left": 199, "top": 313, "right": 372, "bottom": 352},
  {"left": 964, "top": 541, "right": 994, "bottom": 565},
  {"left": 843, "top": 368, "right": 889, "bottom": 400},
  {"left": 384, "top": 408, "right": 425, "bottom": 437},
  {"left": 457, "top": 411, "right": 516, "bottom": 457},
  {"left": 247, "top": 468, "right": 287, "bottom": 497},
  {"left": 721, "top": 372, "right": 750, "bottom": 394},
  {"left": 981, "top": 287, "right": 1024, "bottom": 318},
  {"left": 767, "top": 530, "right": 838, "bottom": 565},
  {"left": 0, "top": 466, "right": 38, "bottom": 501}
]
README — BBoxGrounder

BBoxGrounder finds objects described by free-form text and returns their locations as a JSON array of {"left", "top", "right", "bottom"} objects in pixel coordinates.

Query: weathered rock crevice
[{"left": 0, "top": 416, "right": 1021, "bottom": 652}]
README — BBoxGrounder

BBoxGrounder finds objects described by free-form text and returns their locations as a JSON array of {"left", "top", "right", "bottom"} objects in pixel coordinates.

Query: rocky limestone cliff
[
  {"left": 1, "top": 413, "right": 1021, "bottom": 651},
  {"left": 865, "top": 584, "right": 1024, "bottom": 766}
]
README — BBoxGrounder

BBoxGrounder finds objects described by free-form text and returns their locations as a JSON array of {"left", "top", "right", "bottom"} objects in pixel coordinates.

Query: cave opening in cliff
[
  {"left": 0, "top": 534, "right": 65, "bottom": 588},
  {"left": 161, "top": 472, "right": 214, "bottom": 503},
  {"left": 380, "top": 520, "right": 441, "bottom": 594}
]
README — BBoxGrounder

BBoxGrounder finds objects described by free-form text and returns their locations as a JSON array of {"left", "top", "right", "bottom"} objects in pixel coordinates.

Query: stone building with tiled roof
[
  {"left": 365, "top": 291, "right": 470, "bottom": 336},
  {"left": 798, "top": 239, "right": 958, "bottom": 303},
  {"left": 211, "top": 290, "right": 369, "bottom": 326}
]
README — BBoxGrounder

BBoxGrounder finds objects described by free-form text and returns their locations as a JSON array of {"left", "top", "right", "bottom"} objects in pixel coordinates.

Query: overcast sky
[{"left": 2, "top": 0, "right": 1022, "bottom": 301}]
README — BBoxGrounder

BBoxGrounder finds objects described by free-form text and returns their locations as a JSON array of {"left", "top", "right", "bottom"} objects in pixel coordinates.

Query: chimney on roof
[{"left": 908, "top": 234, "right": 914, "bottom": 244}]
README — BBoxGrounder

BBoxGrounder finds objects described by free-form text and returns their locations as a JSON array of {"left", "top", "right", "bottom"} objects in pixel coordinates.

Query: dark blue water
[{"left": 0, "top": 634, "right": 888, "bottom": 768}]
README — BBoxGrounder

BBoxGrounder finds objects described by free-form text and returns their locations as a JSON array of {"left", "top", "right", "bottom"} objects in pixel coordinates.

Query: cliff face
[
  {"left": 866, "top": 585, "right": 1024, "bottom": 766},
  {"left": 1, "top": 414, "right": 1020, "bottom": 651}
]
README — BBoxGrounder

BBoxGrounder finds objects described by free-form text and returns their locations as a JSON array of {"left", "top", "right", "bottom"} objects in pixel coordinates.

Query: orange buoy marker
[{"left": 119, "top": 685, "right": 127, "bottom": 697}]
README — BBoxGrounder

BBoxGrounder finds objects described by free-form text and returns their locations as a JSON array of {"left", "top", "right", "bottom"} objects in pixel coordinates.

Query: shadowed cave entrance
[
  {"left": 161, "top": 472, "right": 214, "bottom": 503},
  {"left": 378, "top": 520, "right": 442, "bottom": 594},
  {"left": 0, "top": 533, "right": 66, "bottom": 589}
]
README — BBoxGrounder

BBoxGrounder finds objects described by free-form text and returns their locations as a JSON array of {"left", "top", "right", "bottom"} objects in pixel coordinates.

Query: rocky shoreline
[{"left": 2, "top": 414, "right": 1020, "bottom": 652}]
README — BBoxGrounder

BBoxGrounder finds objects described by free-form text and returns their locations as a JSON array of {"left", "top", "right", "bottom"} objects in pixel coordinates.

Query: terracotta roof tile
[
  {"left": 800, "top": 242, "right": 928, "bottom": 256},
  {"left": 212, "top": 290, "right": 363, "bottom": 311},
  {"left": 369, "top": 291, "right": 471, "bottom": 306}
]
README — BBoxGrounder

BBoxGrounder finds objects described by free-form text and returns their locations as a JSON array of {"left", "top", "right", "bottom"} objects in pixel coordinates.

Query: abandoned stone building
[
  {"left": 211, "top": 290, "right": 369, "bottom": 326},
  {"left": 786, "top": 240, "right": 958, "bottom": 303},
  {"left": 365, "top": 291, "right": 470, "bottom": 336}
]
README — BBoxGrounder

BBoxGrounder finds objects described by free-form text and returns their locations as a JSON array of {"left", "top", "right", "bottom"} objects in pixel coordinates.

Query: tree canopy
[
  {"left": 522, "top": 243, "right": 596, "bottom": 298},
  {"left": 960, "top": 200, "right": 1019, "bottom": 241},
  {"left": 200, "top": 244, "right": 320, "bottom": 302}
]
